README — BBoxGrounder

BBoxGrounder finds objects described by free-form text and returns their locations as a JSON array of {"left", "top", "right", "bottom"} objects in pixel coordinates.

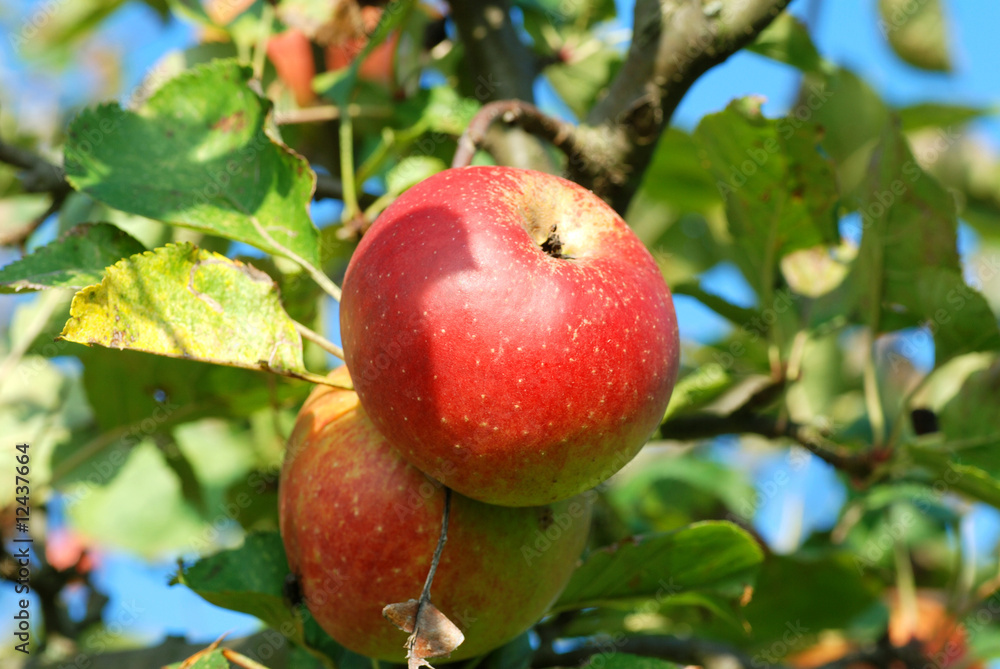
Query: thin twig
[
  {"left": 531, "top": 634, "right": 929, "bottom": 669},
  {"left": 419, "top": 487, "right": 452, "bottom": 604},
  {"left": 245, "top": 211, "right": 343, "bottom": 301},
  {"left": 273, "top": 104, "right": 394, "bottom": 125},
  {"left": 0, "top": 138, "right": 68, "bottom": 193},
  {"left": 293, "top": 320, "right": 344, "bottom": 360},
  {"left": 662, "top": 411, "right": 879, "bottom": 479},
  {"left": 0, "top": 136, "right": 73, "bottom": 246},
  {"left": 452, "top": 100, "right": 582, "bottom": 169}
]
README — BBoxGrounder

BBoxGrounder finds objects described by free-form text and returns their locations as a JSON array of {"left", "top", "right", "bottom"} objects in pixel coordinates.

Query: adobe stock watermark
[
  {"left": 8, "top": 0, "right": 70, "bottom": 53},
  {"left": 726, "top": 446, "right": 812, "bottom": 524},
  {"left": 521, "top": 492, "right": 594, "bottom": 566},
  {"left": 715, "top": 84, "right": 834, "bottom": 197},
  {"left": 750, "top": 620, "right": 810, "bottom": 668},
  {"left": 877, "top": 0, "right": 933, "bottom": 37},
  {"left": 56, "top": 600, "right": 146, "bottom": 669},
  {"left": 852, "top": 467, "right": 963, "bottom": 574},
  {"left": 885, "top": 254, "right": 1000, "bottom": 372},
  {"left": 60, "top": 400, "right": 181, "bottom": 508}
]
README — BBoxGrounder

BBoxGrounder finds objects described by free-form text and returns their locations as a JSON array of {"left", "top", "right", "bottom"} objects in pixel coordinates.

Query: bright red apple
[
  {"left": 279, "top": 365, "right": 593, "bottom": 662},
  {"left": 340, "top": 166, "right": 680, "bottom": 507}
]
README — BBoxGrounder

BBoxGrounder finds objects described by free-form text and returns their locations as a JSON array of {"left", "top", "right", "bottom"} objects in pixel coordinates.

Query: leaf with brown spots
[
  {"left": 58, "top": 243, "right": 333, "bottom": 385},
  {"left": 64, "top": 60, "right": 320, "bottom": 266},
  {"left": 695, "top": 98, "right": 840, "bottom": 297}
]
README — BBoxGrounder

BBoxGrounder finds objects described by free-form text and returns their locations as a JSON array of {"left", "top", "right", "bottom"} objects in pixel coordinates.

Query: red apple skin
[
  {"left": 279, "top": 365, "right": 593, "bottom": 662},
  {"left": 340, "top": 166, "right": 680, "bottom": 507}
]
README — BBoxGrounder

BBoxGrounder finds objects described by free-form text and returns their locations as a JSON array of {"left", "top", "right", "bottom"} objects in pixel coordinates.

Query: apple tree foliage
[{"left": 2, "top": 0, "right": 1000, "bottom": 667}]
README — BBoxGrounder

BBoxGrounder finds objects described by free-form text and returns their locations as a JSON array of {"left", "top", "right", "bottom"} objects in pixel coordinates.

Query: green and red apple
[
  {"left": 341, "top": 166, "right": 680, "bottom": 507},
  {"left": 279, "top": 366, "right": 592, "bottom": 662}
]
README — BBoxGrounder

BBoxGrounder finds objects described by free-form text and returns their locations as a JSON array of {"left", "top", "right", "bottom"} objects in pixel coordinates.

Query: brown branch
[
  {"left": 452, "top": 100, "right": 585, "bottom": 169},
  {"left": 532, "top": 635, "right": 929, "bottom": 669},
  {"left": 0, "top": 137, "right": 72, "bottom": 247},
  {"left": 447, "top": 0, "right": 554, "bottom": 171},
  {"left": 569, "top": 0, "right": 793, "bottom": 211},
  {"left": 662, "top": 411, "right": 880, "bottom": 479},
  {"left": 0, "top": 138, "right": 67, "bottom": 193}
]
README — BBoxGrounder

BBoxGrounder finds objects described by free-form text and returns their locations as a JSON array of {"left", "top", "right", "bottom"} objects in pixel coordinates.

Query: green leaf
[
  {"left": 177, "top": 531, "right": 303, "bottom": 641},
  {"left": 386, "top": 156, "right": 448, "bottom": 195},
  {"left": 589, "top": 656, "right": 678, "bottom": 669},
  {"left": 660, "top": 363, "right": 733, "bottom": 422},
  {"left": 164, "top": 649, "right": 232, "bottom": 669},
  {"left": 670, "top": 282, "right": 757, "bottom": 326},
  {"left": 607, "top": 457, "right": 756, "bottom": 534},
  {"left": 898, "top": 103, "right": 990, "bottom": 132},
  {"left": 912, "top": 444, "right": 1000, "bottom": 510},
  {"left": 0, "top": 223, "right": 146, "bottom": 293},
  {"left": 514, "top": 0, "right": 616, "bottom": 28},
  {"left": 632, "top": 129, "right": 724, "bottom": 216},
  {"left": 748, "top": 13, "right": 828, "bottom": 74},
  {"left": 907, "top": 359, "right": 1000, "bottom": 501},
  {"left": 64, "top": 59, "right": 320, "bottom": 266},
  {"left": 64, "top": 440, "right": 210, "bottom": 556},
  {"left": 54, "top": 347, "right": 308, "bottom": 454},
  {"left": 58, "top": 243, "right": 326, "bottom": 383},
  {"left": 847, "top": 124, "right": 1000, "bottom": 364},
  {"left": 544, "top": 43, "right": 623, "bottom": 120},
  {"left": 743, "top": 553, "right": 880, "bottom": 650},
  {"left": 694, "top": 98, "right": 839, "bottom": 296},
  {"left": 878, "top": 0, "right": 951, "bottom": 72},
  {"left": 553, "top": 521, "right": 762, "bottom": 612},
  {"left": 802, "top": 68, "right": 890, "bottom": 200},
  {"left": 10, "top": 0, "right": 128, "bottom": 64},
  {"left": 480, "top": 632, "right": 533, "bottom": 669}
]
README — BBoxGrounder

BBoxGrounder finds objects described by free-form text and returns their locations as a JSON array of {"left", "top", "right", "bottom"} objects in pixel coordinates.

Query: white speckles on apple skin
[{"left": 340, "top": 165, "right": 680, "bottom": 507}]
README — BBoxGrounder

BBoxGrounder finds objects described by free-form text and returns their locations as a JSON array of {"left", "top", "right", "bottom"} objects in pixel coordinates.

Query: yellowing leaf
[{"left": 58, "top": 243, "right": 326, "bottom": 383}]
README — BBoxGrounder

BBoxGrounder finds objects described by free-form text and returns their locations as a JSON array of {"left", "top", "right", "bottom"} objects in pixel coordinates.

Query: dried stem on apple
[
  {"left": 451, "top": 100, "right": 585, "bottom": 170},
  {"left": 419, "top": 487, "right": 451, "bottom": 605},
  {"left": 382, "top": 487, "right": 464, "bottom": 668}
]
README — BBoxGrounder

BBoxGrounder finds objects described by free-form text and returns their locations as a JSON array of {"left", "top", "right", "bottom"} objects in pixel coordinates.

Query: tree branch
[
  {"left": 0, "top": 138, "right": 67, "bottom": 193},
  {"left": 447, "top": 0, "right": 554, "bottom": 171},
  {"left": 0, "top": 137, "right": 72, "bottom": 246},
  {"left": 452, "top": 100, "right": 585, "bottom": 169},
  {"left": 532, "top": 635, "right": 929, "bottom": 669},
  {"left": 662, "top": 411, "right": 881, "bottom": 479},
  {"left": 570, "top": 0, "right": 792, "bottom": 212}
]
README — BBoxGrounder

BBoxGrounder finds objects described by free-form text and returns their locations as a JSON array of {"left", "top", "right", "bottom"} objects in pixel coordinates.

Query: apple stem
[{"left": 419, "top": 487, "right": 452, "bottom": 605}]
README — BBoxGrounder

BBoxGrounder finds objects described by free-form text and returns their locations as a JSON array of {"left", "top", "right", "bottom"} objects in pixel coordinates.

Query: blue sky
[{"left": 2, "top": 0, "right": 999, "bottom": 651}]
